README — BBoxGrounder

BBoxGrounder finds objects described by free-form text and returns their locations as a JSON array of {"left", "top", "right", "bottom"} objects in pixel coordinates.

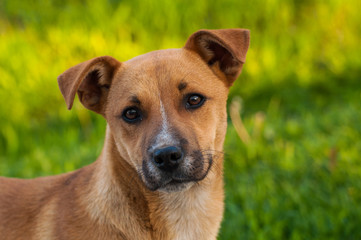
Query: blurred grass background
[{"left": 0, "top": 0, "right": 360, "bottom": 239}]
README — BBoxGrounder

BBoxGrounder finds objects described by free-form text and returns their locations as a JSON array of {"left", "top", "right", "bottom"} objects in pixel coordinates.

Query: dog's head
[{"left": 58, "top": 29, "right": 250, "bottom": 192}]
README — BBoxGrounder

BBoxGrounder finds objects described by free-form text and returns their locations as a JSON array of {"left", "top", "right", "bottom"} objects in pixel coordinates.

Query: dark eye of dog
[
  {"left": 186, "top": 94, "right": 205, "bottom": 109},
  {"left": 122, "top": 107, "right": 142, "bottom": 123}
]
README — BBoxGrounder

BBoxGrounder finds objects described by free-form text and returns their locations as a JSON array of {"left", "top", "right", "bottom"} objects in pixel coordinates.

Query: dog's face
[
  {"left": 105, "top": 49, "right": 229, "bottom": 191},
  {"left": 57, "top": 29, "right": 250, "bottom": 192}
]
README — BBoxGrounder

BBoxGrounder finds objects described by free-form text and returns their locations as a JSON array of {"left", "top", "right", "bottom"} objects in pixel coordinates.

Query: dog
[{"left": 0, "top": 28, "right": 249, "bottom": 240}]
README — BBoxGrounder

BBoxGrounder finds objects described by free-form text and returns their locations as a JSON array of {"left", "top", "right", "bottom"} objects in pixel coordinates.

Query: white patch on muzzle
[{"left": 151, "top": 98, "right": 177, "bottom": 151}]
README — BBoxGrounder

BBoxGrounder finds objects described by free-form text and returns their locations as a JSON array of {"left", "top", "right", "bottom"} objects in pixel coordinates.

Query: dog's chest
[{"left": 159, "top": 188, "right": 221, "bottom": 240}]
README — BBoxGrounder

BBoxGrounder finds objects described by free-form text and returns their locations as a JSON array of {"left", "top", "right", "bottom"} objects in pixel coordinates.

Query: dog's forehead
[
  {"left": 124, "top": 48, "right": 192, "bottom": 67},
  {"left": 121, "top": 49, "right": 205, "bottom": 84}
]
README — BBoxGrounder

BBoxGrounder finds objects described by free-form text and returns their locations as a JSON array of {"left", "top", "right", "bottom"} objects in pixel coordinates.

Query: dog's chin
[
  {"left": 143, "top": 178, "right": 195, "bottom": 193},
  {"left": 158, "top": 180, "right": 195, "bottom": 193}
]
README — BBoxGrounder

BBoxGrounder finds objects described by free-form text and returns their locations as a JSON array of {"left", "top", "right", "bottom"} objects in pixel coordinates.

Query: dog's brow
[
  {"left": 130, "top": 95, "right": 141, "bottom": 104},
  {"left": 178, "top": 82, "right": 187, "bottom": 91}
]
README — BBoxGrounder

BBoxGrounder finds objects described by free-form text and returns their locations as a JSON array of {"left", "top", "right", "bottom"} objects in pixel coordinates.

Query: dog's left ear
[
  {"left": 184, "top": 28, "right": 250, "bottom": 85},
  {"left": 57, "top": 56, "right": 121, "bottom": 114}
]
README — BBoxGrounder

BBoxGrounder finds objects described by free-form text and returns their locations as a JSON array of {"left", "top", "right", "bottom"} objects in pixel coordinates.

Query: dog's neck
[{"left": 86, "top": 126, "right": 224, "bottom": 239}]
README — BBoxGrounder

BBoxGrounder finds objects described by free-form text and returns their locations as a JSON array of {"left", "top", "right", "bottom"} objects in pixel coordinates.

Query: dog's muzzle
[{"left": 141, "top": 145, "right": 213, "bottom": 192}]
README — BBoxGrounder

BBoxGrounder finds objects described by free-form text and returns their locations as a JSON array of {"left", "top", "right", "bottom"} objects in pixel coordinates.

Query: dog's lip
[
  {"left": 168, "top": 178, "right": 190, "bottom": 184},
  {"left": 148, "top": 165, "right": 213, "bottom": 190},
  {"left": 145, "top": 175, "right": 202, "bottom": 191},
  {"left": 165, "top": 178, "right": 186, "bottom": 185},
  {"left": 159, "top": 177, "right": 192, "bottom": 188}
]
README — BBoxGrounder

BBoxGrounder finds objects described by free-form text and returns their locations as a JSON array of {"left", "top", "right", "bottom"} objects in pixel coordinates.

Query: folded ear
[
  {"left": 57, "top": 56, "right": 121, "bottom": 114},
  {"left": 184, "top": 28, "right": 250, "bottom": 85}
]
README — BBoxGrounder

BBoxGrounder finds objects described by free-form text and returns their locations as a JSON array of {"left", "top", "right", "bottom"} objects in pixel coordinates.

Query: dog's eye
[
  {"left": 122, "top": 107, "right": 142, "bottom": 123},
  {"left": 186, "top": 94, "right": 205, "bottom": 109}
]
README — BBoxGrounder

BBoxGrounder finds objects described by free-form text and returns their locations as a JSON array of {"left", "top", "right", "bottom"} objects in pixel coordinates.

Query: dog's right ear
[
  {"left": 184, "top": 28, "right": 250, "bottom": 86},
  {"left": 57, "top": 56, "right": 121, "bottom": 114}
]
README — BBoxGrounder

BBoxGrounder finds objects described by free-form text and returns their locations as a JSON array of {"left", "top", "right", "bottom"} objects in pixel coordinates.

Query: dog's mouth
[
  {"left": 140, "top": 150, "right": 214, "bottom": 192},
  {"left": 142, "top": 171, "right": 207, "bottom": 192},
  {"left": 149, "top": 175, "right": 203, "bottom": 192},
  {"left": 158, "top": 179, "right": 194, "bottom": 192}
]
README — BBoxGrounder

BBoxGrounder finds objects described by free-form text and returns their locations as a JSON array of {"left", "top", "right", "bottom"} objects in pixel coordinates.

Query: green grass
[
  {"left": 222, "top": 85, "right": 361, "bottom": 239},
  {"left": 1, "top": 0, "right": 361, "bottom": 239}
]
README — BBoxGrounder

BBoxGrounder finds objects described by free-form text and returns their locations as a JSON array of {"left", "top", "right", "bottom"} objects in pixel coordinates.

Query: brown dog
[{"left": 0, "top": 28, "right": 249, "bottom": 239}]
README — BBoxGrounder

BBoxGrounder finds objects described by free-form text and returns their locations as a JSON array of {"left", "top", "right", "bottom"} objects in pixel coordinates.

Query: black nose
[{"left": 152, "top": 146, "right": 183, "bottom": 171}]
